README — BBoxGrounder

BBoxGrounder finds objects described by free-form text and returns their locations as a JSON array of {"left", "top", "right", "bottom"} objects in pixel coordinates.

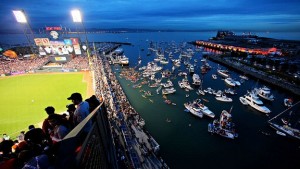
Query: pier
[
  {"left": 206, "top": 54, "right": 300, "bottom": 96},
  {"left": 92, "top": 51, "right": 169, "bottom": 168}
]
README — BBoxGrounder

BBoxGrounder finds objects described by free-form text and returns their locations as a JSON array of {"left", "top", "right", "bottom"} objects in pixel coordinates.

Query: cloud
[{"left": 1, "top": 0, "right": 300, "bottom": 31}]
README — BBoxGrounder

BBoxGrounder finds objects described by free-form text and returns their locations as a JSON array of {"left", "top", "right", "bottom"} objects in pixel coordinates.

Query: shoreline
[{"left": 206, "top": 54, "right": 300, "bottom": 96}]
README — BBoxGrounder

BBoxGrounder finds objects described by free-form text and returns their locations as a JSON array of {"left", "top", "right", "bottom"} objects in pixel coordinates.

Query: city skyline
[{"left": 1, "top": 0, "right": 300, "bottom": 33}]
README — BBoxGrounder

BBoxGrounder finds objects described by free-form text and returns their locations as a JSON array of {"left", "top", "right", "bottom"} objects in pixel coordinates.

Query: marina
[{"left": 102, "top": 32, "right": 300, "bottom": 169}]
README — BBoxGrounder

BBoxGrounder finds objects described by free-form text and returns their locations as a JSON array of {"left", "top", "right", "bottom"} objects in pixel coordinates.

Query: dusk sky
[{"left": 1, "top": 0, "right": 300, "bottom": 32}]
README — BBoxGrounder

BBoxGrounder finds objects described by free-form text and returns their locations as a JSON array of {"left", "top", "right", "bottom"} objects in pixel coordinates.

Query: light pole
[
  {"left": 71, "top": 9, "right": 91, "bottom": 66},
  {"left": 12, "top": 10, "right": 36, "bottom": 57}
]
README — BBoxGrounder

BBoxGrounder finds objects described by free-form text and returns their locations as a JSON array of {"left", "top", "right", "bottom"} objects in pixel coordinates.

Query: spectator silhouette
[
  {"left": 48, "top": 114, "right": 70, "bottom": 143},
  {"left": 67, "top": 92, "right": 91, "bottom": 133}
]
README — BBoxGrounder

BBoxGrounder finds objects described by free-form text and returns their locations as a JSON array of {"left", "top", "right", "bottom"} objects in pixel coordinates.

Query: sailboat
[{"left": 208, "top": 107, "right": 238, "bottom": 139}]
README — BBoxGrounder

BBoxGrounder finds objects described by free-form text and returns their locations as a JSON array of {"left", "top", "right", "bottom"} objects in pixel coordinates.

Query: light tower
[
  {"left": 12, "top": 10, "right": 36, "bottom": 56},
  {"left": 71, "top": 9, "right": 91, "bottom": 65}
]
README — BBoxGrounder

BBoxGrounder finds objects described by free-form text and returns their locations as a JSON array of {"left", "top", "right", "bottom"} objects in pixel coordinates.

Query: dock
[{"left": 206, "top": 54, "right": 300, "bottom": 96}]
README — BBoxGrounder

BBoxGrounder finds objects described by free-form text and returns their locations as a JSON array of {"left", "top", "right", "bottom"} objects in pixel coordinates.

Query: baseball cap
[{"left": 67, "top": 93, "right": 82, "bottom": 100}]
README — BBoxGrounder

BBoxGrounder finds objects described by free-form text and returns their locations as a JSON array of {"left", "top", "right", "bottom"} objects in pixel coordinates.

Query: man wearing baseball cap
[{"left": 67, "top": 92, "right": 91, "bottom": 133}]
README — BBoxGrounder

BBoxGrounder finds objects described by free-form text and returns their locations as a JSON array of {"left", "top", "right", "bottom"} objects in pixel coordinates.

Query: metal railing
[{"left": 55, "top": 102, "right": 118, "bottom": 169}]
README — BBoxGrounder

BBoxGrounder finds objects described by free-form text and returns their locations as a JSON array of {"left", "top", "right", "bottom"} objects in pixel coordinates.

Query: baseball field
[{"left": 0, "top": 72, "right": 91, "bottom": 139}]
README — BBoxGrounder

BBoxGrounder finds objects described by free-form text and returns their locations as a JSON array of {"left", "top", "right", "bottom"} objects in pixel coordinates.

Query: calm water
[{"left": 1, "top": 32, "right": 300, "bottom": 169}]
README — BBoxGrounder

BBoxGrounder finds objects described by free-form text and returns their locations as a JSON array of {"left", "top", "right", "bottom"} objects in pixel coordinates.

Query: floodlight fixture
[
  {"left": 71, "top": 9, "right": 82, "bottom": 23},
  {"left": 12, "top": 10, "right": 27, "bottom": 23}
]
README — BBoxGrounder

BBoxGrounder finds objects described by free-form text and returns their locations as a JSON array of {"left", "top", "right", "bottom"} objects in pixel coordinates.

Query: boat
[
  {"left": 241, "top": 91, "right": 271, "bottom": 114},
  {"left": 160, "top": 57, "right": 169, "bottom": 64},
  {"left": 239, "top": 96, "right": 248, "bottom": 105},
  {"left": 192, "top": 74, "right": 201, "bottom": 86},
  {"left": 216, "top": 94, "right": 233, "bottom": 102},
  {"left": 269, "top": 122, "right": 300, "bottom": 140},
  {"left": 224, "top": 78, "right": 236, "bottom": 87},
  {"left": 119, "top": 55, "right": 129, "bottom": 65},
  {"left": 208, "top": 109, "right": 238, "bottom": 139},
  {"left": 166, "top": 118, "right": 172, "bottom": 123},
  {"left": 234, "top": 80, "right": 241, "bottom": 86},
  {"left": 276, "top": 130, "right": 286, "bottom": 136},
  {"left": 212, "top": 74, "right": 217, "bottom": 79},
  {"left": 194, "top": 99, "right": 215, "bottom": 118},
  {"left": 239, "top": 75, "right": 249, "bottom": 80},
  {"left": 189, "top": 65, "right": 195, "bottom": 74},
  {"left": 165, "top": 99, "right": 172, "bottom": 104},
  {"left": 178, "top": 78, "right": 193, "bottom": 90},
  {"left": 162, "top": 87, "right": 176, "bottom": 95},
  {"left": 257, "top": 86, "right": 275, "bottom": 101},
  {"left": 224, "top": 88, "right": 236, "bottom": 95},
  {"left": 284, "top": 98, "right": 293, "bottom": 107},
  {"left": 197, "top": 89, "right": 205, "bottom": 96},
  {"left": 184, "top": 102, "right": 203, "bottom": 118},
  {"left": 217, "top": 69, "right": 230, "bottom": 78}
]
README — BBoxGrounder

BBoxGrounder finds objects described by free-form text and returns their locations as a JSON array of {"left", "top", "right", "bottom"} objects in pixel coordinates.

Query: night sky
[{"left": 1, "top": 0, "right": 300, "bottom": 32}]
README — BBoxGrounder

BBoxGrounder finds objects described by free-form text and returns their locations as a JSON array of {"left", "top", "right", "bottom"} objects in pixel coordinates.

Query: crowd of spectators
[
  {"left": 62, "top": 56, "right": 89, "bottom": 70},
  {"left": 0, "top": 57, "right": 48, "bottom": 75},
  {"left": 0, "top": 93, "right": 100, "bottom": 169}
]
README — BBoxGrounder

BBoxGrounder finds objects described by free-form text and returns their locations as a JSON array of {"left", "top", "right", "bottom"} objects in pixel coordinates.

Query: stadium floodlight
[
  {"left": 12, "top": 9, "right": 36, "bottom": 56},
  {"left": 71, "top": 9, "right": 82, "bottom": 23},
  {"left": 70, "top": 9, "right": 92, "bottom": 66},
  {"left": 12, "top": 10, "right": 27, "bottom": 23}
]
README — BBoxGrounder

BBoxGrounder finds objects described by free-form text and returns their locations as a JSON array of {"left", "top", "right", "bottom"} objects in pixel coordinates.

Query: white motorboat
[
  {"left": 162, "top": 87, "right": 176, "bottom": 95},
  {"left": 239, "top": 96, "right": 248, "bottom": 105},
  {"left": 217, "top": 69, "right": 230, "bottom": 78},
  {"left": 195, "top": 99, "right": 215, "bottom": 118},
  {"left": 224, "top": 78, "right": 236, "bottom": 87},
  {"left": 197, "top": 89, "right": 205, "bottom": 95},
  {"left": 257, "top": 86, "right": 275, "bottom": 101},
  {"left": 216, "top": 94, "right": 233, "bottom": 102},
  {"left": 119, "top": 55, "right": 129, "bottom": 65},
  {"left": 239, "top": 75, "right": 249, "bottom": 80},
  {"left": 178, "top": 78, "right": 193, "bottom": 90},
  {"left": 192, "top": 74, "right": 201, "bottom": 86},
  {"left": 224, "top": 88, "right": 236, "bottom": 95},
  {"left": 242, "top": 91, "right": 271, "bottom": 114},
  {"left": 160, "top": 57, "right": 169, "bottom": 64},
  {"left": 234, "top": 80, "right": 241, "bottom": 86},
  {"left": 189, "top": 65, "right": 195, "bottom": 74},
  {"left": 184, "top": 102, "right": 203, "bottom": 118}
]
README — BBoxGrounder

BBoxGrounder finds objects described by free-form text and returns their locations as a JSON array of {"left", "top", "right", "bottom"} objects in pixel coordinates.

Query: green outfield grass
[{"left": 0, "top": 73, "right": 87, "bottom": 139}]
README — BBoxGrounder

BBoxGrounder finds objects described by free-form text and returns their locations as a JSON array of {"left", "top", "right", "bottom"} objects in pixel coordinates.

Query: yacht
[
  {"left": 212, "top": 74, "right": 217, "bottom": 79},
  {"left": 178, "top": 78, "right": 193, "bottom": 90},
  {"left": 240, "top": 91, "right": 271, "bottom": 114},
  {"left": 162, "top": 87, "right": 176, "bottom": 95},
  {"left": 160, "top": 57, "right": 169, "bottom": 64},
  {"left": 189, "top": 65, "right": 195, "bottom": 74},
  {"left": 119, "top": 55, "right": 129, "bottom": 65},
  {"left": 216, "top": 94, "right": 233, "bottom": 102},
  {"left": 184, "top": 102, "right": 203, "bottom": 118},
  {"left": 257, "top": 86, "right": 275, "bottom": 101},
  {"left": 195, "top": 99, "right": 215, "bottom": 118},
  {"left": 217, "top": 69, "right": 230, "bottom": 78},
  {"left": 192, "top": 74, "right": 201, "bottom": 86},
  {"left": 239, "top": 75, "right": 249, "bottom": 80},
  {"left": 224, "top": 78, "right": 236, "bottom": 87}
]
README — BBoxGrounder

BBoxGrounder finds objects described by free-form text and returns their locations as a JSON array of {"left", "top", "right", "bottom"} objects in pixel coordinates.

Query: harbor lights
[
  {"left": 71, "top": 9, "right": 91, "bottom": 65},
  {"left": 12, "top": 10, "right": 36, "bottom": 56}
]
